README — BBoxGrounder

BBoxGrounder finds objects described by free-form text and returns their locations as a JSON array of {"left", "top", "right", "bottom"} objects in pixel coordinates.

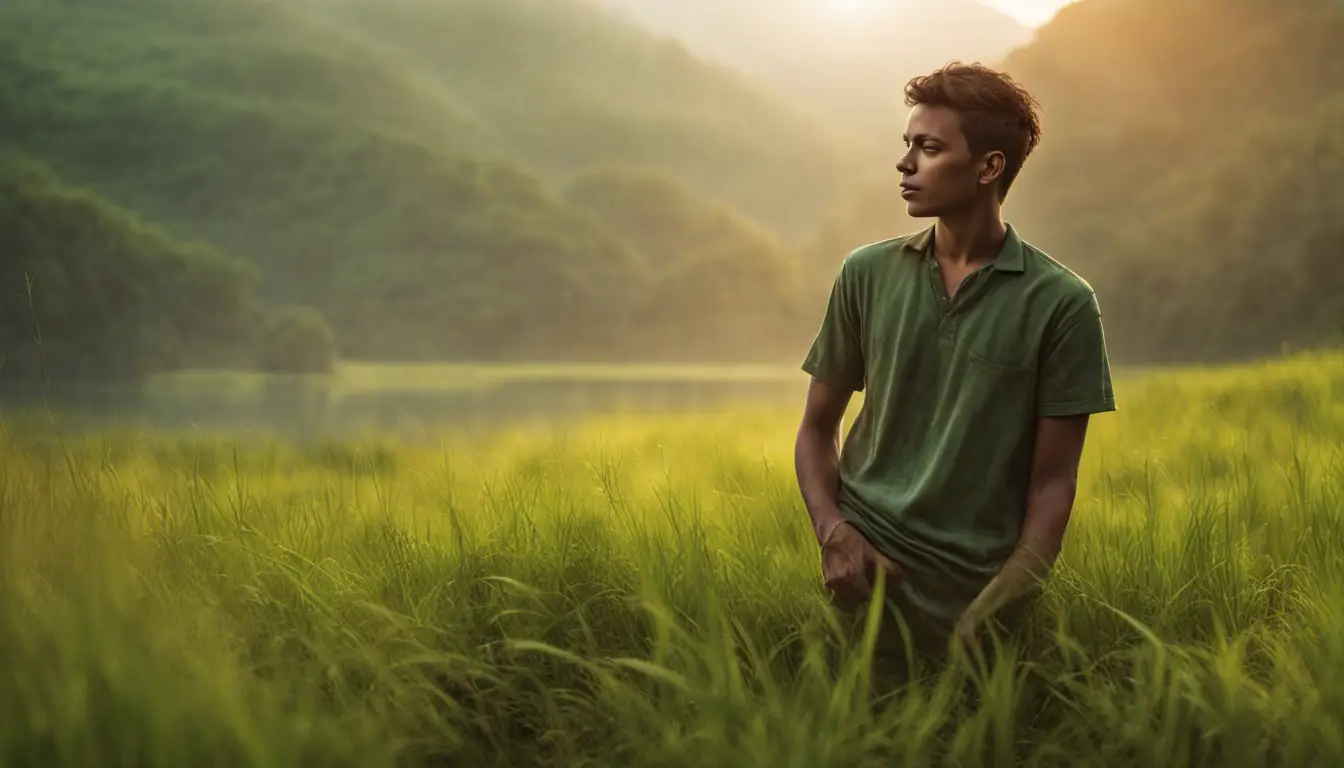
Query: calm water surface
[{"left": 0, "top": 372, "right": 810, "bottom": 442}]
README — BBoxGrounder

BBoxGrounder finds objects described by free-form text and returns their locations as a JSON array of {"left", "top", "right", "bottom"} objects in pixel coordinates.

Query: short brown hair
[{"left": 904, "top": 62, "right": 1042, "bottom": 200}]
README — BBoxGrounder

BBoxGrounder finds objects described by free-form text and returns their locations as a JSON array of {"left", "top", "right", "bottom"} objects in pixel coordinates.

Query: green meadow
[{"left": 3, "top": 350, "right": 1342, "bottom": 767}]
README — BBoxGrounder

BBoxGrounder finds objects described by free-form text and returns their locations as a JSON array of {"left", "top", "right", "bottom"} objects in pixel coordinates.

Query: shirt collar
[{"left": 903, "top": 223, "right": 1026, "bottom": 273}]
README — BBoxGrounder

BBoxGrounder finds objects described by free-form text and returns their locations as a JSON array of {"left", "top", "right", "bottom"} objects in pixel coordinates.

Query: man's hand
[
  {"left": 821, "top": 520, "right": 903, "bottom": 611},
  {"left": 953, "top": 607, "right": 983, "bottom": 653}
]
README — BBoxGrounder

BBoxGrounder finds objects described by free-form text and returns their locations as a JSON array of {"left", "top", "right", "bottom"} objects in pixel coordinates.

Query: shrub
[{"left": 256, "top": 305, "right": 337, "bottom": 374}]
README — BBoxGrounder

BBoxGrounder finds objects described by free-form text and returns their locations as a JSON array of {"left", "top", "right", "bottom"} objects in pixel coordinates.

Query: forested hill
[
  {"left": 0, "top": 153, "right": 257, "bottom": 388},
  {"left": 0, "top": 0, "right": 845, "bottom": 382},
  {"left": 818, "top": 0, "right": 1344, "bottom": 364},
  {"left": 1005, "top": 0, "right": 1344, "bottom": 363},
  {"left": 3, "top": 0, "right": 848, "bottom": 233},
  {"left": 313, "top": 0, "right": 851, "bottom": 231}
]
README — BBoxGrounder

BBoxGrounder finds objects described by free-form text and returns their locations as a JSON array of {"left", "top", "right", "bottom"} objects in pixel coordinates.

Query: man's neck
[{"left": 932, "top": 204, "right": 1007, "bottom": 270}]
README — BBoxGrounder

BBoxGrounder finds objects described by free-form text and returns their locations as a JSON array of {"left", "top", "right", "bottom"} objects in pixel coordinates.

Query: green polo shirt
[{"left": 801, "top": 223, "right": 1115, "bottom": 622}]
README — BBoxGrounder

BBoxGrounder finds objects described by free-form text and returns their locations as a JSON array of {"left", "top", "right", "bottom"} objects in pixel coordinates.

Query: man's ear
[{"left": 978, "top": 151, "right": 1006, "bottom": 188}]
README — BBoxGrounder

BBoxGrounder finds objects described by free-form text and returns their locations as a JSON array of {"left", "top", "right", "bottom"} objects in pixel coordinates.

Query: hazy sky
[
  {"left": 818, "top": 1, "right": 1076, "bottom": 28},
  {"left": 979, "top": 0, "right": 1078, "bottom": 26}
]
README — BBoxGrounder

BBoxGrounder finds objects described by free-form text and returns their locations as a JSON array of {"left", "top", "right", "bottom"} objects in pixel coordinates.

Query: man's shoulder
[
  {"left": 1018, "top": 237, "right": 1098, "bottom": 306},
  {"left": 837, "top": 228, "right": 929, "bottom": 275}
]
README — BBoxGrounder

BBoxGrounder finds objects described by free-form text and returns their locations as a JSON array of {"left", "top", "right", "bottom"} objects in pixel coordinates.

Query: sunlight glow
[
  {"left": 817, "top": 0, "right": 1078, "bottom": 28},
  {"left": 824, "top": 0, "right": 882, "bottom": 18},
  {"left": 980, "top": 0, "right": 1078, "bottom": 27}
]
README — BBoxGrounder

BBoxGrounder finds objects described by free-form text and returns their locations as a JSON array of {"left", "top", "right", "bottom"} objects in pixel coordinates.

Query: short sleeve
[
  {"left": 801, "top": 258, "right": 866, "bottom": 392},
  {"left": 1036, "top": 291, "right": 1116, "bottom": 418}
]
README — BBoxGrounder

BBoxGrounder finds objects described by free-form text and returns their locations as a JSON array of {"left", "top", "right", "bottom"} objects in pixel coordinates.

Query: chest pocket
[{"left": 956, "top": 348, "right": 1038, "bottom": 435}]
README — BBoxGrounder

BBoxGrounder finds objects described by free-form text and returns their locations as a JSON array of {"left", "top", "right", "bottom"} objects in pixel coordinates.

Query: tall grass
[{"left": 3, "top": 352, "right": 1343, "bottom": 766}]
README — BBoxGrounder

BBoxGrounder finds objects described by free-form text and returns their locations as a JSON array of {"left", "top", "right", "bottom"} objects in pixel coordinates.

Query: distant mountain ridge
[{"left": 313, "top": 0, "right": 855, "bottom": 233}]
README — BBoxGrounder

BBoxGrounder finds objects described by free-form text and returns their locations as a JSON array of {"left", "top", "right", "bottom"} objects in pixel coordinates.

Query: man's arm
[
  {"left": 795, "top": 377, "right": 854, "bottom": 545},
  {"left": 958, "top": 414, "right": 1089, "bottom": 626},
  {"left": 796, "top": 254, "right": 866, "bottom": 545}
]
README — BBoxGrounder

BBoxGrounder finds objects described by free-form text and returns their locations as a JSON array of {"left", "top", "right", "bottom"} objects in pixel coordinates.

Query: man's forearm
[
  {"left": 794, "top": 425, "right": 847, "bottom": 544},
  {"left": 964, "top": 477, "right": 1077, "bottom": 621}
]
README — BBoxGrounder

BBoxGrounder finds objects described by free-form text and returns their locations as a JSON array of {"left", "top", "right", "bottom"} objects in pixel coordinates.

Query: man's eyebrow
[{"left": 903, "top": 133, "right": 937, "bottom": 143}]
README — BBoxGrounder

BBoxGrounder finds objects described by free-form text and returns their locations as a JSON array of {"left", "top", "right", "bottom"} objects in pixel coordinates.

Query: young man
[{"left": 795, "top": 62, "right": 1115, "bottom": 658}]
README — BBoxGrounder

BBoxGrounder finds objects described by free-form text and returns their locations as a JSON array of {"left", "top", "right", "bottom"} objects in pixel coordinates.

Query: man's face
[{"left": 897, "top": 104, "right": 995, "bottom": 218}]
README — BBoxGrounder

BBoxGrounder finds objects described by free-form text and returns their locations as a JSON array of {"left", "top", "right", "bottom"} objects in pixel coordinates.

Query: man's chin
[{"left": 904, "top": 203, "right": 937, "bottom": 219}]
